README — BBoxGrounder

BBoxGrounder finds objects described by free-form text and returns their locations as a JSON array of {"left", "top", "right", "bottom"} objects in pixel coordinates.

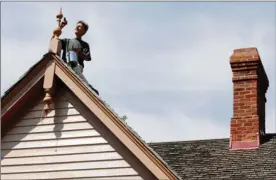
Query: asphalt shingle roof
[{"left": 149, "top": 135, "right": 276, "bottom": 180}]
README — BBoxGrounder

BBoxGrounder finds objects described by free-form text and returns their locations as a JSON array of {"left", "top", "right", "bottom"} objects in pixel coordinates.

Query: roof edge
[{"left": 1, "top": 52, "right": 53, "bottom": 101}]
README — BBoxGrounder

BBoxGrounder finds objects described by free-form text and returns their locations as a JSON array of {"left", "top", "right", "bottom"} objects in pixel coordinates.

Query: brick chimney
[{"left": 229, "top": 47, "right": 269, "bottom": 150}]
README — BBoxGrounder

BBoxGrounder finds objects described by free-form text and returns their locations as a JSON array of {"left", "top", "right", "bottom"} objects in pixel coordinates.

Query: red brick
[
  {"left": 231, "top": 123, "right": 240, "bottom": 128},
  {"left": 240, "top": 106, "right": 251, "bottom": 109},
  {"left": 246, "top": 94, "right": 257, "bottom": 98},
  {"left": 244, "top": 122, "right": 253, "bottom": 126},
  {"left": 237, "top": 127, "right": 247, "bottom": 131}
]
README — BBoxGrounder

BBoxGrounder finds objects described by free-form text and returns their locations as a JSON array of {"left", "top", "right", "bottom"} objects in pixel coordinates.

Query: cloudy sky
[{"left": 1, "top": 2, "right": 276, "bottom": 142}]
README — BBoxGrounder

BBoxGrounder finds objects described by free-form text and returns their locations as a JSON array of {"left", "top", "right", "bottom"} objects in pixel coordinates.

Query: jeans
[
  {"left": 70, "top": 63, "right": 99, "bottom": 95},
  {"left": 71, "top": 63, "right": 89, "bottom": 84}
]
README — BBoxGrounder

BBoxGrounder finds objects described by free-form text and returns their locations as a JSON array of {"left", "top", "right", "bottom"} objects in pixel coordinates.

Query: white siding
[{"left": 1, "top": 96, "right": 142, "bottom": 179}]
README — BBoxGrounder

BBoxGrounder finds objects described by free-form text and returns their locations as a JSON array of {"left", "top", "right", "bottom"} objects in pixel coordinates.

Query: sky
[{"left": 1, "top": 2, "right": 276, "bottom": 142}]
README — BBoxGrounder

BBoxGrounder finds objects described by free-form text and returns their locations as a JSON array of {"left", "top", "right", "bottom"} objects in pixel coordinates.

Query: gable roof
[
  {"left": 149, "top": 135, "right": 276, "bottom": 180},
  {"left": 1, "top": 52, "right": 181, "bottom": 180}
]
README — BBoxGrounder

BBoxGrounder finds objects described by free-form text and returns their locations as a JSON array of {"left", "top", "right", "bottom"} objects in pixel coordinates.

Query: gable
[
  {"left": 1, "top": 88, "right": 150, "bottom": 179},
  {"left": 1, "top": 53, "right": 180, "bottom": 180}
]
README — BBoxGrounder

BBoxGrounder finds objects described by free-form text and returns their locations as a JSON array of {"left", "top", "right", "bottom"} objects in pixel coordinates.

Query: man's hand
[
  {"left": 73, "top": 48, "right": 91, "bottom": 61},
  {"left": 72, "top": 48, "right": 81, "bottom": 54}
]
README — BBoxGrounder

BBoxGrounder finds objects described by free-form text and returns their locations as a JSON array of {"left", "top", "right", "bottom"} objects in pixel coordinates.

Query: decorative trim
[{"left": 43, "top": 61, "right": 56, "bottom": 114}]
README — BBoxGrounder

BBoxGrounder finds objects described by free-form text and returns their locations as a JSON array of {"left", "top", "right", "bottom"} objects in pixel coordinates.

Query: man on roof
[
  {"left": 58, "top": 20, "right": 99, "bottom": 95},
  {"left": 61, "top": 20, "right": 91, "bottom": 68}
]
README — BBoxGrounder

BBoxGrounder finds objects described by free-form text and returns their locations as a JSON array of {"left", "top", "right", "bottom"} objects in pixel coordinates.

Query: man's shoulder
[
  {"left": 80, "top": 39, "right": 89, "bottom": 44},
  {"left": 80, "top": 39, "right": 90, "bottom": 47},
  {"left": 60, "top": 38, "right": 70, "bottom": 41},
  {"left": 60, "top": 38, "right": 72, "bottom": 44}
]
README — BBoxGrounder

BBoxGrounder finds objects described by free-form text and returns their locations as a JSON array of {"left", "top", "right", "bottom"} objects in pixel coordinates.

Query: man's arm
[
  {"left": 58, "top": 38, "right": 68, "bottom": 62},
  {"left": 60, "top": 38, "right": 67, "bottom": 49}
]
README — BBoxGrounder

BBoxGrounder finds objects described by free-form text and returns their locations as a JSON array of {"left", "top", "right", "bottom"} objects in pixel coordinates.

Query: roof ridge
[{"left": 148, "top": 138, "right": 230, "bottom": 144}]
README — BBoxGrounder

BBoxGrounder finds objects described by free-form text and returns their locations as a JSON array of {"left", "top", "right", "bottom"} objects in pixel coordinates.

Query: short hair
[{"left": 77, "top": 20, "right": 89, "bottom": 33}]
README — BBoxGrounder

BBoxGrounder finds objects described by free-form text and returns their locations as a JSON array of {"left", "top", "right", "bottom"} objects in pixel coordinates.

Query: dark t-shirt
[{"left": 61, "top": 38, "right": 91, "bottom": 67}]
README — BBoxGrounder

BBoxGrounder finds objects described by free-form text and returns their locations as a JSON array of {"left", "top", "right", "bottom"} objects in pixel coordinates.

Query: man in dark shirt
[
  {"left": 60, "top": 21, "right": 99, "bottom": 95},
  {"left": 61, "top": 20, "right": 91, "bottom": 69}
]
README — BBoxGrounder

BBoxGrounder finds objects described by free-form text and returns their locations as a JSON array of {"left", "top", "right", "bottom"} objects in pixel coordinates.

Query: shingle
[{"left": 149, "top": 136, "right": 276, "bottom": 179}]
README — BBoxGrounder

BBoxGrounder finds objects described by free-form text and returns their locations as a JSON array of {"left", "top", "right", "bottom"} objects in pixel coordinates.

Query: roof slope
[
  {"left": 1, "top": 53, "right": 49, "bottom": 100},
  {"left": 149, "top": 135, "right": 276, "bottom": 180}
]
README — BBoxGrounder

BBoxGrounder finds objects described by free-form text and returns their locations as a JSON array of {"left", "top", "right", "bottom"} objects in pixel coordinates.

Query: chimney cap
[{"left": 230, "top": 47, "right": 260, "bottom": 63}]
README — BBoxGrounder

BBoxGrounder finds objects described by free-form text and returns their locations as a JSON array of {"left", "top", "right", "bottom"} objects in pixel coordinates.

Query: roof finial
[{"left": 52, "top": 7, "right": 67, "bottom": 39}]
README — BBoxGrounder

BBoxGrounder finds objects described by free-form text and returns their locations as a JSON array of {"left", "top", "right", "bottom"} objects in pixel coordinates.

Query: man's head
[{"left": 75, "top": 20, "right": 89, "bottom": 38}]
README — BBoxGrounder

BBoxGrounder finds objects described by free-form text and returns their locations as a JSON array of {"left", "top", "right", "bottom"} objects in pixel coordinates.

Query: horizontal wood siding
[
  {"left": 2, "top": 129, "right": 100, "bottom": 142},
  {"left": 1, "top": 95, "right": 142, "bottom": 179},
  {"left": 2, "top": 144, "right": 114, "bottom": 158},
  {"left": 2, "top": 160, "right": 130, "bottom": 173},
  {"left": 6, "top": 122, "right": 93, "bottom": 134},
  {"left": 22, "top": 107, "right": 80, "bottom": 119},
  {"left": 2, "top": 136, "right": 107, "bottom": 149},
  {"left": 62, "top": 177, "right": 143, "bottom": 180},
  {"left": 13, "top": 115, "right": 86, "bottom": 126},
  {"left": 2, "top": 152, "right": 122, "bottom": 165},
  {"left": 1, "top": 168, "right": 138, "bottom": 179},
  {"left": 31, "top": 100, "right": 74, "bottom": 111}
]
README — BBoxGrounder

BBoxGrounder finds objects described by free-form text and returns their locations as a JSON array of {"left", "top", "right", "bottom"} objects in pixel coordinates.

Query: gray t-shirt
[{"left": 61, "top": 38, "right": 91, "bottom": 67}]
